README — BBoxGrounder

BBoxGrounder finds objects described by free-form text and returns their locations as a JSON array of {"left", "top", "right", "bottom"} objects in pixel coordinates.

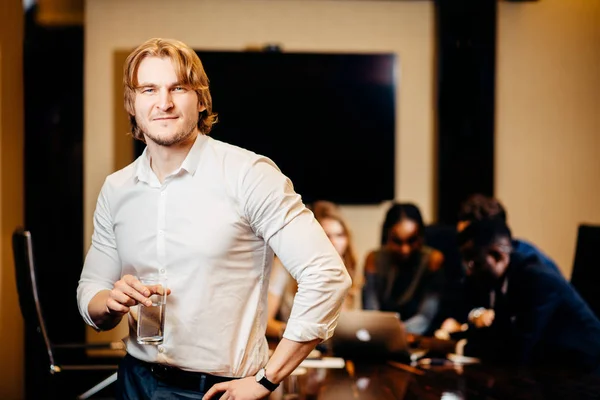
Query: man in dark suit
[
  {"left": 457, "top": 219, "right": 600, "bottom": 373},
  {"left": 435, "top": 194, "right": 564, "bottom": 339}
]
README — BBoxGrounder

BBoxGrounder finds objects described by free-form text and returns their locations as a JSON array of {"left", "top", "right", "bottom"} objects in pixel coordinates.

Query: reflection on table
[{"left": 269, "top": 357, "right": 600, "bottom": 400}]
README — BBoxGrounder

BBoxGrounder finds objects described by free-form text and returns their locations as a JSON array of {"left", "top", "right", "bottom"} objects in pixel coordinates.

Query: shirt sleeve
[
  {"left": 508, "top": 272, "right": 564, "bottom": 363},
  {"left": 403, "top": 292, "right": 441, "bottom": 335},
  {"left": 76, "top": 180, "right": 123, "bottom": 330},
  {"left": 239, "top": 157, "right": 352, "bottom": 342},
  {"left": 268, "top": 256, "right": 291, "bottom": 298},
  {"left": 404, "top": 265, "right": 444, "bottom": 334}
]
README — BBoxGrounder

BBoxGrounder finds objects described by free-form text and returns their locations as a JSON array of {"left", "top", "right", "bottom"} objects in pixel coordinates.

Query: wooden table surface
[{"left": 269, "top": 357, "right": 600, "bottom": 400}]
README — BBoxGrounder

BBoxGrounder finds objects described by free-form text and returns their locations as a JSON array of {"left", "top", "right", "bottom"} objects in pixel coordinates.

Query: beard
[{"left": 137, "top": 114, "right": 198, "bottom": 147}]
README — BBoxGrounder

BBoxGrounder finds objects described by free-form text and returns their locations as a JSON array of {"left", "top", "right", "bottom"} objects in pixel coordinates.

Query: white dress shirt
[
  {"left": 268, "top": 257, "right": 295, "bottom": 322},
  {"left": 77, "top": 134, "right": 351, "bottom": 377}
]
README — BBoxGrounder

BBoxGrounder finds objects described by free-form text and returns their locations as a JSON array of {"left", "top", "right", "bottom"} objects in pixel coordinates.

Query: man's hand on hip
[{"left": 202, "top": 376, "right": 271, "bottom": 400}]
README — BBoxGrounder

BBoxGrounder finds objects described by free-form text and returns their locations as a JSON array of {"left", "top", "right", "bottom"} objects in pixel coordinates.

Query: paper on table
[
  {"left": 299, "top": 357, "right": 346, "bottom": 369},
  {"left": 447, "top": 353, "right": 480, "bottom": 365}
]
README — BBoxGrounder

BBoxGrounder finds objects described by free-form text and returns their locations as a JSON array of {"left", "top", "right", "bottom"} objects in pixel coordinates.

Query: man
[
  {"left": 434, "top": 194, "right": 563, "bottom": 336},
  {"left": 456, "top": 219, "right": 600, "bottom": 373},
  {"left": 77, "top": 38, "right": 351, "bottom": 400},
  {"left": 457, "top": 193, "right": 561, "bottom": 275}
]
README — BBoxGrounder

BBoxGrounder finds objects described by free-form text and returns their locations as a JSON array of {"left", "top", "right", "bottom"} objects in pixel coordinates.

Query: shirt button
[
  {"left": 160, "top": 269, "right": 166, "bottom": 274},
  {"left": 160, "top": 191, "right": 166, "bottom": 196},
  {"left": 158, "top": 230, "right": 164, "bottom": 236},
  {"left": 158, "top": 346, "right": 164, "bottom": 353}
]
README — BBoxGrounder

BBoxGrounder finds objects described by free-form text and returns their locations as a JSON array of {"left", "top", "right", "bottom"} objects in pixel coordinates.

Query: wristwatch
[
  {"left": 468, "top": 307, "right": 486, "bottom": 323},
  {"left": 255, "top": 368, "right": 279, "bottom": 391}
]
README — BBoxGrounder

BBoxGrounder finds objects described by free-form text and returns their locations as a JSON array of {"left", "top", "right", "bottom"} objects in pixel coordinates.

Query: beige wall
[
  {"left": 84, "top": 0, "right": 600, "bottom": 338},
  {"left": 496, "top": 0, "right": 600, "bottom": 278},
  {"left": 0, "top": 0, "right": 24, "bottom": 398},
  {"left": 84, "top": 0, "right": 435, "bottom": 278}
]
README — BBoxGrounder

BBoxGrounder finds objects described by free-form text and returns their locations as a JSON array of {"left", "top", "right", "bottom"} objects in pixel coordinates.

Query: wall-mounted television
[{"left": 135, "top": 49, "right": 397, "bottom": 204}]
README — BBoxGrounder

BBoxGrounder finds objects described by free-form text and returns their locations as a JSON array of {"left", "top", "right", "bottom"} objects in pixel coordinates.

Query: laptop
[{"left": 328, "top": 310, "right": 410, "bottom": 360}]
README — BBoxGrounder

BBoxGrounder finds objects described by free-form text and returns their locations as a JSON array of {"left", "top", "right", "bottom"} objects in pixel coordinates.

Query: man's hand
[
  {"left": 202, "top": 376, "right": 271, "bottom": 400},
  {"left": 468, "top": 308, "right": 495, "bottom": 329},
  {"left": 106, "top": 274, "right": 171, "bottom": 316},
  {"left": 89, "top": 274, "right": 170, "bottom": 330},
  {"left": 435, "top": 317, "right": 469, "bottom": 339},
  {"left": 441, "top": 318, "right": 465, "bottom": 333}
]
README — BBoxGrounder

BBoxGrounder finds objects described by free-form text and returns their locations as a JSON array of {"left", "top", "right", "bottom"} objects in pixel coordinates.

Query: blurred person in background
[
  {"left": 266, "top": 201, "right": 360, "bottom": 340},
  {"left": 455, "top": 219, "right": 600, "bottom": 373},
  {"left": 362, "top": 203, "right": 445, "bottom": 336},
  {"left": 456, "top": 194, "right": 561, "bottom": 274},
  {"left": 436, "top": 194, "right": 562, "bottom": 338}
]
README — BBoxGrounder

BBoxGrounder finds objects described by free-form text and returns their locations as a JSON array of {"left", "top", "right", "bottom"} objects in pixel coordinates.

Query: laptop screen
[{"left": 329, "top": 310, "right": 409, "bottom": 360}]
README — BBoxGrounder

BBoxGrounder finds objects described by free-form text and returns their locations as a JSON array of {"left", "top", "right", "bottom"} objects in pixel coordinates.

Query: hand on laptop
[
  {"left": 443, "top": 318, "right": 468, "bottom": 333},
  {"left": 434, "top": 318, "right": 468, "bottom": 340},
  {"left": 468, "top": 308, "right": 495, "bottom": 329}
]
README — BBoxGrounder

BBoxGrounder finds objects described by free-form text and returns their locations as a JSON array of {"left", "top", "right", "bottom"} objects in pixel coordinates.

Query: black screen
[{"left": 137, "top": 50, "right": 397, "bottom": 204}]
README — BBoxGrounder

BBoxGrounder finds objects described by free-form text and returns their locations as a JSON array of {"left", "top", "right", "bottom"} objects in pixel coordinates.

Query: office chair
[
  {"left": 570, "top": 224, "right": 600, "bottom": 319},
  {"left": 12, "top": 227, "right": 124, "bottom": 399}
]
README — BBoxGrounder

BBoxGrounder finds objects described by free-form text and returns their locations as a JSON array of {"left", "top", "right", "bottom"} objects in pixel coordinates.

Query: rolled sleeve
[
  {"left": 283, "top": 319, "right": 334, "bottom": 342},
  {"left": 77, "top": 182, "right": 122, "bottom": 330},
  {"left": 240, "top": 157, "right": 351, "bottom": 342},
  {"left": 268, "top": 213, "right": 352, "bottom": 342}
]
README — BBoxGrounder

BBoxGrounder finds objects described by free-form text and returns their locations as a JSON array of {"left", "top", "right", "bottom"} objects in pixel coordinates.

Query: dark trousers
[{"left": 117, "top": 354, "right": 235, "bottom": 400}]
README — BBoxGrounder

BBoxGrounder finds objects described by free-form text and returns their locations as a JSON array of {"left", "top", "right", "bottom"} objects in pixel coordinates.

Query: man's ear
[{"left": 198, "top": 102, "right": 207, "bottom": 113}]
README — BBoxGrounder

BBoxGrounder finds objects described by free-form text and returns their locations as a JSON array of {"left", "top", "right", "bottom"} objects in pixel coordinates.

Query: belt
[{"left": 138, "top": 358, "right": 237, "bottom": 392}]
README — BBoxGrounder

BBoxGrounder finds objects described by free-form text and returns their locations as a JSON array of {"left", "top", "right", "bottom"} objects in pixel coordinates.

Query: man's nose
[{"left": 157, "top": 89, "right": 173, "bottom": 111}]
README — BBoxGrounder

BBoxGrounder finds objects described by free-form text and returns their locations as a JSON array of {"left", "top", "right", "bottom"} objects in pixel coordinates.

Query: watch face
[{"left": 255, "top": 368, "right": 265, "bottom": 382}]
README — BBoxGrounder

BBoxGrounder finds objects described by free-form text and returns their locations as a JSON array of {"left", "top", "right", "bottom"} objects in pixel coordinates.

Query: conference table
[{"left": 269, "top": 357, "right": 600, "bottom": 400}]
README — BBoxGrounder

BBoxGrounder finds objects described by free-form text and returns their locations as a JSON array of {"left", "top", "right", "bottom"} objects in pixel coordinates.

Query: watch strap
[{"left": 256, "top": 368, "right": 279, "bottom": 391}]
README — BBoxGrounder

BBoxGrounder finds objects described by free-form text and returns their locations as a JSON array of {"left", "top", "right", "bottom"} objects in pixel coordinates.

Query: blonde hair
[
  {"left": 309, "top": 200, "right": 340, "bottom": 220},
  {"left": 311, "top": 203, "right": 357, "bottom": 282},
  {"left": 123, "top": 38, "right": 217, "bottom": 141}
]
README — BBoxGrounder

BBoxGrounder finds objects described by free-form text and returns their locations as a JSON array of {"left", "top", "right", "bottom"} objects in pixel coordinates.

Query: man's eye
[
  {"left": 142, "top": 88, "right": 155, "bottom": 94},
  {"left": 173, "top": 86, "right": 185, "bottom": 92}
]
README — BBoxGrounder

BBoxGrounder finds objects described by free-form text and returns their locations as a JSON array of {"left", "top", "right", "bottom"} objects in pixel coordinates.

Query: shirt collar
[
  {"left": 179, "top": 133, "right": 207, "bottom": 176},
  {"left": 134, "top": 147, "right": 154, "bottom": 184},
  {"left": 134, "top": 134, "right": 208, "bottom": 184}
]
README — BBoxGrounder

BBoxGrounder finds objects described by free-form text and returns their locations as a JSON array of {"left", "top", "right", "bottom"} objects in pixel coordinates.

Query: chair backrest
[
  {"left": 12, "top": 227, "right": 57, "bottom": 370},
  {"left": 570, "top": 224, "right": 600, "bottom": 318}
]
